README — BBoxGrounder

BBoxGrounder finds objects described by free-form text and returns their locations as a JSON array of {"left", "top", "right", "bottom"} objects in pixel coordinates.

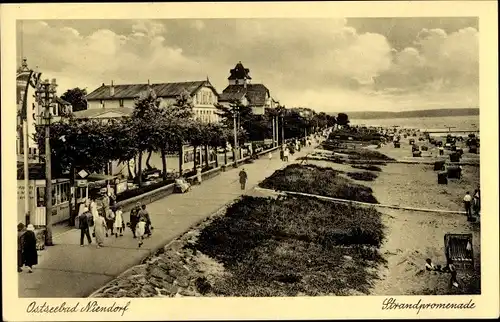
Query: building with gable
[
  {"left": 219, "top": 62, "right": 278, "bottom": 115},
  {"left": 80, "top": 79, "right": 220, "bottom": 123}
]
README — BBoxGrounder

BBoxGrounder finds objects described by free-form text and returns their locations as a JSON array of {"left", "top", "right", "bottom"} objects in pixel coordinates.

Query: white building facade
[{"left": 83, "top": 80, "right": 220, "bottom": 123}]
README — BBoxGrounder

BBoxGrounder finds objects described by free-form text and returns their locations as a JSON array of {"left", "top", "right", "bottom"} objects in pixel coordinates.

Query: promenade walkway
[{"left": 18, "top": 143, "right": 319, "bottom": 298}]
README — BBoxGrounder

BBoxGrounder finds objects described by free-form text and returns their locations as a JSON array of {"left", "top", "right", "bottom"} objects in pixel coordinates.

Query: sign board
[
  {"left": 76, "top": 179, "right": 88, "bottom": 187},
  {"left": 77, "top": 170, "right": 89, "bottom": 179}
]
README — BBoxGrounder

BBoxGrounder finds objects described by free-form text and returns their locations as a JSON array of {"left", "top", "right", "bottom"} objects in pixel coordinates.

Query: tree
[
  {"left": 131, "top": 88, "right": 163, "bottom": 187},
  {"left": 60, "top": 88, "right": 88, "bottom": 112},
  {"left": 337, "top": 113, "right": 350, "bottom": 127},
  {"left": 187, "top": 119, "right": 206, "bottom": 171},
  {"left": 160, "top": 90, "right": 195, "bottom": 178}
]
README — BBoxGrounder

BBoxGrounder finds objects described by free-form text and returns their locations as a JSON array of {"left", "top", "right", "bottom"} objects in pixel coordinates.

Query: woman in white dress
[
  {"left": 89, "top": 198, "right": 99, "bottom": 236},
  {"left": 113, "top": 206, "right": 124, "bottom": 237},
  {"left": 94, "top": 212, "right": 107, "bottom": 248}
]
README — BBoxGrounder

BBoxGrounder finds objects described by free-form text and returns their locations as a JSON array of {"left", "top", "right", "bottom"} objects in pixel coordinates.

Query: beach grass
[
  {"left": 347, "top": 171, "right": 379, "bottom": 181},
  {"left": 194, "top": 195, "right": 386, "bottom": 296},
  {"left": 259, "top": 164, "right": 379, "bottom": 204}
]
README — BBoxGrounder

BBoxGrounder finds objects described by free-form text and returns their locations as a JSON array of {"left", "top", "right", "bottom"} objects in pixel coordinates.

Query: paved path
[{"left": 18, "top": 143, "right": 319, "bottom": 298}]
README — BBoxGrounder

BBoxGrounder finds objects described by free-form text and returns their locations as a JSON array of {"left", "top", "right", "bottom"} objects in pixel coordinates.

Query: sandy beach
[{"left": 306, "top": 132, "right": 481, "bottom": 295}]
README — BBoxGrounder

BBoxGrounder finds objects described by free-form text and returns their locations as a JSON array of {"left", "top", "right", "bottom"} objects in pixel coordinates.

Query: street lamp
[
  {"left": 35, "top": 78, "right": 57, "bottom": 246},
  {"left": 232, "top": 106, "right": 239, "bottom": 166}
]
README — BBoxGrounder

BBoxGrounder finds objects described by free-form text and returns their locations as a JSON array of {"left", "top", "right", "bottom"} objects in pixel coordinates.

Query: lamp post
[
  {"left": 232, "top": 107, "right": 238, "bottom": 166},
  {"left": 35, "top": 78, "right": 57, "bottom": 246}
]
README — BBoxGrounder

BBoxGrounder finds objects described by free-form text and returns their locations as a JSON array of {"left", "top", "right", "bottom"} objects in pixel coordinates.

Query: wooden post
[{"left": 44, "top": 99, "right": 53, "bottom": 245}]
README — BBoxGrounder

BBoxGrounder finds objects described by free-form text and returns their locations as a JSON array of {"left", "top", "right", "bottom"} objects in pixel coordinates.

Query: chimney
[{"left": 110, "top": 80, "right": 115, "bottom": 96}]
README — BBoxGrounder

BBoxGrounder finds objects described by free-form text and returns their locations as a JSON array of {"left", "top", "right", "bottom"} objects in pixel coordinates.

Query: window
[
  {"left": 36, "top": 187, "right": 45, "bottom": 207},
  {"left": 119, "top": 99, "right": 124, "bottom": 107},
  {"left": 52, "top": 186, "right": 56, "bottom": 206}
]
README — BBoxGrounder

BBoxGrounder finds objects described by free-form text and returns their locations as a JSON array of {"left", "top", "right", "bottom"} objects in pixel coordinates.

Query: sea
[{"left": 350, "top": 115, "right": 479, "bottom": 137}]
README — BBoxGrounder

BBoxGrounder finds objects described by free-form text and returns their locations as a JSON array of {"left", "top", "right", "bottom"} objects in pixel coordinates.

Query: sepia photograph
[{"left": 2, "top": 1, "right": 498, "bottom": 321}]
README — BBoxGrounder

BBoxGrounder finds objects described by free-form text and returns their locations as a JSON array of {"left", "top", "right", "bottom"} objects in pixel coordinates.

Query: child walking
[{"left": 136, "top": 218, "right": 146, "bottom": 248}]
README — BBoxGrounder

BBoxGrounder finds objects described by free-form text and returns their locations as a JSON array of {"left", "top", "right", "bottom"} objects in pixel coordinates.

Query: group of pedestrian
[
  {"left": 17, "top": 223, "right": 38, "bottom": 273},
  {"left": 463, "top": 189, "right": 481, "bottom": 222},
  {"left": 77, "top": 193, "right": 125, "bottom": 248},
  {"left": 78, "top": 200, "right": 152, "bottom": 248}
]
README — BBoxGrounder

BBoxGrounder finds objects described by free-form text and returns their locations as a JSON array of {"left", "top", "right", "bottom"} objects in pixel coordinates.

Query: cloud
[
  {"left": 20, "top": 20, "right": 200, "bottom": 94},
  {"left": 18, "top": 19, "right": 479, "bottom": 112},
  {"left": 375, "top": 27, "right": 479, "bottom": 93}
]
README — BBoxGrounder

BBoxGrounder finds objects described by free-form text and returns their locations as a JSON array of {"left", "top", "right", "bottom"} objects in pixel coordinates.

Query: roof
[
  {"left": 219, "top": 85, "right": 247, "bottom": 102},
  {"left": 56, "top": 97, "right": 71, "bottom": 106},
  {"left": 219, "top": 84, "right": 270, "bottom": 107},
  {"left": 228, "top": 62, "right": 252, "bottom": 80},
  {"left": 72, "top": 107, "right": 134, "bottom": 119},
  {"left": 86, "top": 80, "right": 216, "bottom": 100}
]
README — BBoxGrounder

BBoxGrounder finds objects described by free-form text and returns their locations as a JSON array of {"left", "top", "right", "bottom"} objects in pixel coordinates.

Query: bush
[
  {"left": 320, "top": 143, "right": 394, "bottom": 161},
  {"left": 116, "top": 179, "right": 175, "bottom": 202},
  {"left": 347, "top": 171, "right": 378, "bottom": 182},
  {"left": 259, "top": 164, "right": 378, "bottom": 204},
  {"left": 195, "top": 195, "right": 386, "bottom": 296},
  {"left": 351, "top": 165, "right": 382, "bottom": 172},
  {"left": 328, "top": 129, "right": 383, "bottom": 142}
]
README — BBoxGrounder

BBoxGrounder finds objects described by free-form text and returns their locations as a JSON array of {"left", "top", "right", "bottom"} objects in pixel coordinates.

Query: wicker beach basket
[
  {"left": 434, "top": 160, "right": 445, "bottom": 171},
  {"left": 444, "top": 233, "right": 474, "bottom": 270},
  {"left": 437, "top": 171, "right": 448, "bottom": 184},
  {"left": 449, "top": 152, "right": 461, "bottom": 162},
  {"left": 447, "top": 165, "right": 462, "bottom": 179}
]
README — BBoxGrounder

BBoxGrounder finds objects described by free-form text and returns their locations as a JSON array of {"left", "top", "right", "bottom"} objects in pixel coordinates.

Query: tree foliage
[
  {"left": 60, "top": 87, "right": 88, "bottom": 112},
  {"left": 337, "top": 113, "right": 350, "bottom": 127}
]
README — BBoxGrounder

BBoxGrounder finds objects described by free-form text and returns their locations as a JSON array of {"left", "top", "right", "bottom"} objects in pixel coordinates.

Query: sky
[{"left": 16, "top": 17, "right": 479, "bottom": 113}]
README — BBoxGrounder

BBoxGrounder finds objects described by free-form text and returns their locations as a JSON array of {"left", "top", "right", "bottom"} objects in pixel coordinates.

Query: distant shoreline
[{"left": 334, "top": 108, "right": 479, "bottom": 120}]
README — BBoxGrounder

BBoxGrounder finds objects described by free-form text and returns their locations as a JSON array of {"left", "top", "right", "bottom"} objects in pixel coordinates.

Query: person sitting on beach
[{"left": 425, "top": 258, "right": 437, "bottom": 271}]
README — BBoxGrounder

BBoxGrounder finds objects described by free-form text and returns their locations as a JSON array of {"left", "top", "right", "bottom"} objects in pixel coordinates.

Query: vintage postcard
[{"left": 1, "top": 1, "right": 498, "bottom": 321}]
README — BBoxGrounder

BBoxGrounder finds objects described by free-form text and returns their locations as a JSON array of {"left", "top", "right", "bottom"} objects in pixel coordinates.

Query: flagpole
[{"left": 23, "top": 119, "right": 30, "bottom": 224}]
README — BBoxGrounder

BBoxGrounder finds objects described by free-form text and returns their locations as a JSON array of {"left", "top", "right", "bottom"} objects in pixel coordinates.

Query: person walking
[
  {"left": 78, "top": 207, "right": 92, "bottom": 247},
  {"left": 136, "top": 217, "right": 146, "bottom": 248},
  {"left": 113, "top": 206, "right": 124, "bottom": 237},
  {"left": 268, "top": 151, "right": 272, "bottom": 161},
  {"left": 17, "top": 223, "right": 26, "bottom": 272},
  {"left": 129, "top": 202, "right": 141, "bottom": 238},
  {"left": 22, "top": 224, "right": 38, "bottom": 273},
  {"left": 89, "top": 198, "right": 99, "bottom": 238},
  {"left": 104, "top": 206, "right": 115, "bottom": 237},
  {"left": 473, "top": 188, "right": 481, "bottom": 217},
  {"left": 138, "top": 204, "right": 152, "bottom": 238},
  {"left": 94, "top": 212, "right": 107, "bottom": 248},
  {"left": 463, "top": 191, "right": 473, "bottom": 221},
  {"left": 196, "top": 167, "right": 202, "bottom": 185},
  {"left": 283, "top": 147, "right": 290, "bottom": 162},
  {"left": 239, "top": 168, "right": 248, "bottom": 190}
]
